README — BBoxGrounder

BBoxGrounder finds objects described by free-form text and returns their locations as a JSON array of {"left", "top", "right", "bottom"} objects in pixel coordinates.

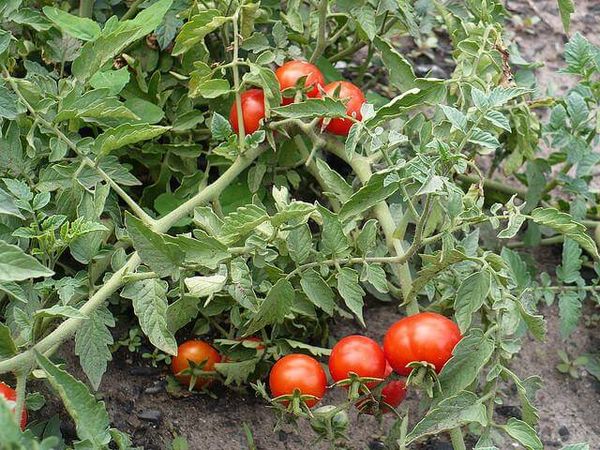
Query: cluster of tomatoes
[
  {"left": 229, "top": 60, "right": 366, "bottom": 136},
  {"left": 169, "top": 312, "right": 461, "bottom": 417},
  {"left": 269, "top": 312, "right": 462, "bottom": 414}
]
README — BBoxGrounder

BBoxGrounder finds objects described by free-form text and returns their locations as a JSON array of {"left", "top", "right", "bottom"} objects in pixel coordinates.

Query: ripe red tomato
[
  {"left": 269, "top": 354, "right": 327, "bottom": 407},
  {"left": 328, "top": 335, "right": 386, "bottom": 387},
  {"left": 229, "top": 89, "right": 265, "bottom": 134},
  {"left": 275, "top": 60, "right": 325, "bottom": 105},
  {"left": 356, "top": 363, "right": 406, "bottom": 414},
  {"left": 383, "top": 312, "right": 462, "bottom": 376},
  {"left": 0, "top": 381, "right": 27, "bottom": 430},
  {"left": 171, "top": 340, "right": 222, "bottom": 389},
  {"left": 323, "top": 81, "right": 366, "bottom": 135}
]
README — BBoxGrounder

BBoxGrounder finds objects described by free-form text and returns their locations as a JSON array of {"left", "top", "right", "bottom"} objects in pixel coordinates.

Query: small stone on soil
[
  {"left": 558, "top": 425, "right": 570, "bottom": 439},
  {"left": 137, "top": 409, "right": 162, "bottom": 425},
  {"left": 368, "top": 440, "right": 385, "bottom": 450}
]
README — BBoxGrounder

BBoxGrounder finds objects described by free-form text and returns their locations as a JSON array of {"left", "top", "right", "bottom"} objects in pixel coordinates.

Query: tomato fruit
[
  {"left": 323, "top": 81, "right": 366, "bottom": 135},
  {"left": 0, "top": 382, "right": 27, "bottom": 430},
  {"left": 275, "top": 60, "right": 325, "bottom": 105},
  {"left": 171, "top": 340, "right": 221, "bottom": 389},
  {"left": 328, "top": 335, "right": 386, "bottom": 387},
  {"left": 383, "top": 312, "right": 462, "bottom": 376},
  {"left": 269, "top": 354, "right": 327, "bottom": 407},
  {"left": 356, "top": 363, "right": 406, "bottom": 414},
  {"left": 229, "top": 89, "right": 266, "bottom": 134}
]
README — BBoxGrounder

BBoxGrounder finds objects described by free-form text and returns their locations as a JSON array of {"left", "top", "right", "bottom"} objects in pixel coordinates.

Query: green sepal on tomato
[
  {"left": 322, "top": 81, "right": 366, "bottom": 136},
  {"left": 275, "top": 60, "right": 325, "bottom": 105}
]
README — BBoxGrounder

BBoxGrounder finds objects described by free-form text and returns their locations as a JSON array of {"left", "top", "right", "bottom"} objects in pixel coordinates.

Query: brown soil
[{"left": 32, "top": 1, "right": 600, "bottom": 449}]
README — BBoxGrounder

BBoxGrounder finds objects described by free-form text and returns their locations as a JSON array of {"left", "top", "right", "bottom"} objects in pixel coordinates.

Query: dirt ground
[{"left": 32, "top": 1, "right": 600, "bottom": 449}]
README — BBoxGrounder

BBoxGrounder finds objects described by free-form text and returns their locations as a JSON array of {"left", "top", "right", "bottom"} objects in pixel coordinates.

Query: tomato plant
[
  {"left": 171, "top": 340, "right": 221, "bottom": 389},
  {"left": 0, "top": 382, "right": 27, "bottom": 430},
  {"left": 384, "top": 312, "right": 462, "bottom": 376},
  {"left": 275, "top": 60, "right": 325, "bottom": 105},
  {"left": 0, "top": 0, "right": 597, "bottom": 449},
  {"left": 328, "top": 335, "right": 386, "bottom": 387},
  {"left": 269, "top": 354, "right": 327, "bottom": 408}
]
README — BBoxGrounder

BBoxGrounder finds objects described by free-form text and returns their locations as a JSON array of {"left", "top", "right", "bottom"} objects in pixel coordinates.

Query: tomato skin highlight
[
  {"left": 269, "top": 354, "right": 327, "bottom": 408},
  {"left": 229, "top": 89, "right": 266, "bottom": 134},
  {"left": 328, "top": 335, "right": 386, "bottom": 387},
  {"left": 275, "top": 60, "right": 325, "bottom": 105},
  {"left": 383, "top": 312, "right": 462, "bottom": 376},
  {"left": 0, "top": 381, "right": 27, "bottom": 430},
  {"left": 323, "top": 81, "right": 366, "bottom": 136},
  {"left": 171, "top": 340, "right": 222, "bottom": 389}
]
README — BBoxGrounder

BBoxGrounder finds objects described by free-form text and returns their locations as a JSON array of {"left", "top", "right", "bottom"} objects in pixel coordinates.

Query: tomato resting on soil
[
  {"left": 171, "top": 340, "right": 222, "bottom": 389},
  {"left": 383, "top": 312, "right": 462, "bottom": 376},
  {"left": 323, "top": 81, "right": 366, "bottom": 135},
  {"left": 229, "top": 89, "right": 266, "bottom": 134},
  {"left": 0, "top": 381, "right": 27, "bottom": 430},
  {"left": 328, "top": 335, "right": 386, "bottom": 387},
  {"left": 275, "top": 60, "right": 325, "bottom": 105},
  {"left": 269, "top": 353, "right": 327, "bottom": 407}
]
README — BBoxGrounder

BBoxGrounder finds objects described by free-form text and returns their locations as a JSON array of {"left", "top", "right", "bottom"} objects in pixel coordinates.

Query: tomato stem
[{"left": 449, "top": 427, "right": 466, "bottom": 450}]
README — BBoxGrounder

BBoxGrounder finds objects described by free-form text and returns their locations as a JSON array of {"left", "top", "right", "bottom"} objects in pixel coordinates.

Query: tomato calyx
[
  {"left": 174, "top": 358, "right": 219, "bottom": 391},
  {"left": 331, "top": 371, "right": 384, "bottom": 400},
  {"left": 271, "top": 388, "right": 321, "bottom": 415},
  {"left": 309, "top": 405, "right": 349, "bottom": 440},
  {"left": 405, "top": 361, "right": 440, "bottom": 398}
]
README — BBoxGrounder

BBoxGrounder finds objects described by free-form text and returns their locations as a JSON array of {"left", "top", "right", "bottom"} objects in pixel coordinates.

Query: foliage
[{"left": 0, "top": 0, "right": 598, "bottom": 448}]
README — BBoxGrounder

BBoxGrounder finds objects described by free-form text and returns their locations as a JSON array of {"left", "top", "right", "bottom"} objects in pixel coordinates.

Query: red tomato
[
  {"left": 0, "top": 381, "right": 27, "bottom": 430},
  {"left": 275, "top": 60, "right": 325, "bottom": 105},
  {"left": 383, "top": 312, "right": 462, "bottom": 376},
  {"left": 356, "top": 363, "right": 406, "bottom": 414},
  {"left": 323, "top": 81, "right": 366, "bottom": 135},
  {"left": 269, "top": 354, "right": 327, "bottom": 408},
  {"left": 171, "top": 340, "right": 221, "bottom": 389},
  {"left": 328, "top": 335, "right": 386, "bottom": 387},
  {"left": 229, "top": 89, "right": 266, "bottom": 134},
  {"left": 380, "top": 363, "right": 406, "bottom": 410}
]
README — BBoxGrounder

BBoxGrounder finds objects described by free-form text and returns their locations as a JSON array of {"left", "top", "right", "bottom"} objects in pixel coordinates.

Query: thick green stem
[
  {"left": 79, "top": 0, "right": 94, "bottom": 18},
  {"left": 13, "top": 371, "right": 27, "bottom": 429},
  {"left": 323, "top": 139, "right": 417, "bottom": 313},
  {"left": 231, "top": 12, "right": 246, "bottom": 152},
  {"left": 121, "top": 0, "right": 144, "bottom": 20},
  {"left": 449, "top": 427, "right": 467, "bottom": 450}
]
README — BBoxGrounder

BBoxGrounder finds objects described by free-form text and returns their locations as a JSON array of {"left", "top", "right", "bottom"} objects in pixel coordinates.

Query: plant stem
[
  {"left": 79, "top": 0, "right": 94, "bottom": 18},
  {"left": 231, "top": 11, "right": 246, "bottom": 152},
  {"left": 456, "top": 174, "right": 527, "bottom": 199},
  {"left": 13, "top": 371, "right": 27, "bottom": 429},
  {"left": 449, "top": 427, "right": 467, "bottom": 450},
  {"left": 309, "top": 0, "right": 328, "bottom": 63},
  {"left": 122, "top": 0, "right": 144, "bottom": 20}
]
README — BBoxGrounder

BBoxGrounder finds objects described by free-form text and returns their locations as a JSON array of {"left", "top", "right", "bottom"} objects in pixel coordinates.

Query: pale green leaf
[{"left": 0, "top": 241, "right": 54, "bottom": 282}]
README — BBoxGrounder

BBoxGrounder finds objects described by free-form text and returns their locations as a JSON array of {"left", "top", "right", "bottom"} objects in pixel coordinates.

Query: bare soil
[{"left": 33, "top": 1, "right": 600, "bottom": 449}]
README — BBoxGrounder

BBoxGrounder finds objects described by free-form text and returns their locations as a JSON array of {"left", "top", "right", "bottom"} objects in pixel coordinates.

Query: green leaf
[
  {"left": 0, "top": 323, "right": 17, "bottom": 360},
  {"left": 366, "top": 86, "right": 445, "bottom": 127},
  {"left": 167, "top": 295, "right": 202, "bottom": 333},
  {"left": 185, "top": 269, "right": 227, "bottom": 298},
  {"left": 245, "top": 278, "right": 295, "bottom": 334},
  {"left": 558, "top": 290, "right": 581, "bottom": 337},
  {"left": 406, "top": 391, "right": 487, "bottom": 443},
  {"left": 93, "top": 123, "right": 170, "bottom": 155},
  {"left": 0, "top": 187, "right": 24, "bottom": 219},
  {"left": 286, "top": 223, "right": 312, "bottom": 264},
  {"left": 372, "top": 36, "right": 418, "bottom": 92},
  {"left": 337, "top": 267, "right": 365, "bottom": 326},
  {"left": 437, "top": 329, "right": 494, "bottom": 397},
  {"left": 42, "top": 6, "right": 101, "bottom": 41},
  {"left": 560, "top": 445, "right": 589, "bottom": 450},
  {"left": 121, "top": 279, "right": 177, "bottom": 355},
  {"left": 315, "top": 159, "right": 353, "bottom": 203},
  {"left": 211, "top": 112, "right": 233, "bottom": 140},
  {"left": 530, "top": 207, "right": 599, "bottom": 259},
  {"left": 0, "top": 241, "right": 54, "bottom": 282},
  {"left": 504, "top": 418, "right": 543, "bottom": 450},
  {"left": 219, "top": 204, "right": 269, "bottom": 245},
  {"left": 74, "top": 306, "right": 115, "bottom": 390},
  {"left": 300, "top": 269, "right": 336, "bottom": 315},
  {"left": 171, "top": 232, "right": 230, "bottom": 270},
  {"left": 454, "top": 271, "right": 491, "bottom": 332},
  {"left": 557, "top": 0, "right": 575, "bottom": 33},
  {"left": 469, "top": 128, "right": 500, "bottom": 150},
  {"left": 361, "top": 263, "right": 389, "bottom": 293},
  {"left": 126, "top": 213, "right": 184, "bottom": 278},
  {"left": 0, "top": 85, "right": 25, "bottom": 120},
  {"left": 339, "top": 173, "right": 398, "bottom": 222},
  {"left": 515, "top": 299, "right": 547, "bottom": 341},
  {"left": 485, "top": 110, "right": 511, "bottom": 131},
  {"left": 271, "top": 202, "right": 315, "bottom": 227},
  {"left": 34, "top": 305, "right": 87, "bottom": 321},
  {"left": 319, "top": 206, "right": 350, "bottom": 256},
  {"left": 172, "top": 9, "right": 228, "bottom": 56},
  {"left": 352, "top": 6, "right": 377, "bottom": 41},
  {"left": 502, "top": 368, "right": 541, "bottom": 426},
  {"left": 72, "top": 0, "right": 173, "bottom": 81},
  {"left": 556, "top": 238, "right": 582, "bottom": 284},
  {"left": 271, "top": 97, "right": 346, "bottom": 119},
  {"left": 215, "top": 359, "right": 259, "bottom": 386},
  {"left": 0, "top": 397, "right": 25, "bottom": 444},
  {"left": 190, "top": 78, "right": 231, "bottom": 99},
  {"left": 356, "top": 219, "right": 378, "bottom": 255},
  {"left": 35, "top": 351, "right": 111, "bottom": 446},
  {"left": 89, "top": 68, "right": 130, "bottom": 95},
  {"left": 440, "top": 105, "right": 467, "bottom": 132}
]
